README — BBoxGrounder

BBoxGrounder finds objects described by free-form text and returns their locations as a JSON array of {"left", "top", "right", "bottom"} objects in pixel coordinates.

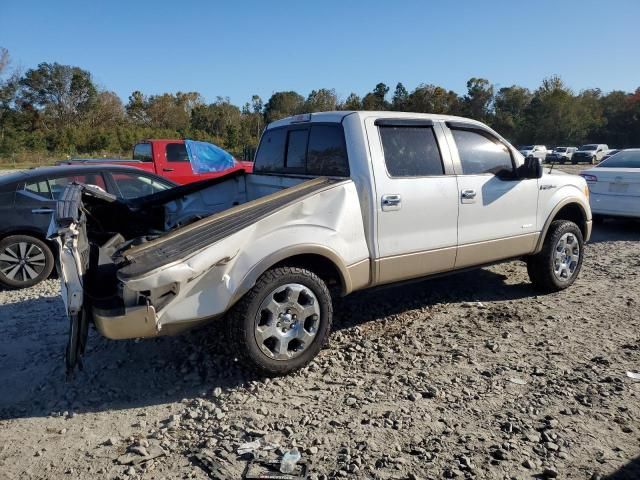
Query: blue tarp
[{"left": 185, "top": 140, "right": 237, "bottom": 174}]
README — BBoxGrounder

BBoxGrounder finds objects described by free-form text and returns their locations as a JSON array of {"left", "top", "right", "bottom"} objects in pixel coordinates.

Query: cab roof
[{"left": 267, "top": 111, "right": 488, "bottom": 129}]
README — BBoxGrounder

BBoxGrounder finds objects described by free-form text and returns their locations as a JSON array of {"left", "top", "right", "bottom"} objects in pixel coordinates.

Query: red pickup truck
[{"left": 60, "top": 139, "right": 253, "bottom": 185}]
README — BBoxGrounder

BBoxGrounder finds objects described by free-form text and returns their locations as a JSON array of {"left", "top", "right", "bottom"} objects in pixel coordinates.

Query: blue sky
[{"left": 3, "top": 0, "right": 638, "bottom": 105}]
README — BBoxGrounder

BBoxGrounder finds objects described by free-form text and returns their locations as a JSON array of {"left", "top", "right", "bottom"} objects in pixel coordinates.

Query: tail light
[{"left": 580, "top": 174, "right": 598, "bottom": 182}]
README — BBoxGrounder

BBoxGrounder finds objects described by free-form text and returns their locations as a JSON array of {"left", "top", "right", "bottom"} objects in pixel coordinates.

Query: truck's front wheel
[
  {"left": 526, "top": 220, "right": 584, "bottom": 292},
  {"left": 228, "top": 267, "right": 333, "bottom": 376}
]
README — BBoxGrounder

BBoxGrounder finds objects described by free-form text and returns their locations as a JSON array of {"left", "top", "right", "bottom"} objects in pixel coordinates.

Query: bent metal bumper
[{"left": 93, "top": 304, "right": 159, "bottom": 340}]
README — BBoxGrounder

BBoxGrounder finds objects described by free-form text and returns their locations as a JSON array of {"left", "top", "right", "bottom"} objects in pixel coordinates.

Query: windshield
[
  {"left": 520, "top": 145, "right": 533, "bottom": 150},
  {"left": 580, "top": 145, "right": 597, "bottom": 151},
  {"left": 555, "top": 147, "right": 567, "bottom": 152},
  {"left": 597, "top": 150, "right": 640, "bottom": 168}
]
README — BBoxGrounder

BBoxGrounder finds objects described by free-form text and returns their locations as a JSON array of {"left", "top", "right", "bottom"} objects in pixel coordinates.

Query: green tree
[
  {"left": 264, "top": 91, "right": 304, "bottom": 123},
  {"left": 362, "top": 83, "right": 389, "bottom": 110},
  {"left": 392, "top": 82, "right": 409, "bottom": 110},
  {"left": 341, "top": 93, "right": 362, "bottom": 110},
  {"left": 463, "top": 77, "right": 494, "bottom": 122},
  {"left": 407, "top": 84, "right": 462, "bottom": 114},
  {"left": 191, "top": 97, "right": 241, "bottom": 139},
  {"left": 18, "top": 62, "right": 97, "bottom": 130},
  {"left": 492, "top": 86, "right": 532, "bottom": 143},
  {"left": 305, "top": 88, "right": 337, "bottom": 112},
  {"left": 520, "top": 76, "right": 593, "bottom": 145},
  {"left": 87, "top": 91, "right": 125, "bottom": 128},
  {"left": 125, "top": 90, "right": 148, "bottom": 125}
]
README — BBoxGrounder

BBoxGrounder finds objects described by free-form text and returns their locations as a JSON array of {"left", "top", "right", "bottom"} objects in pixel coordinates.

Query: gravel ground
[{"left": 1, "top": 165, "right": 639, "bottom": 480}]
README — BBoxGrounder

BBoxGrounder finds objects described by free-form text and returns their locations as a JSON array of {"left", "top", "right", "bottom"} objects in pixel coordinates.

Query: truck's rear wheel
[
  {"left": 227, "top": 267, "right": 333, "bottom": 376},
  {"left": 526, "top": 220, "right": 584, "bottom": 292}
]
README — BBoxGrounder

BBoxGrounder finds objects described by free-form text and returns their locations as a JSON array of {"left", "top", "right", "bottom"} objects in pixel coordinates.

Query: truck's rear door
[{"left": 365, "top": 118, "right": 459, "bottom": 285}]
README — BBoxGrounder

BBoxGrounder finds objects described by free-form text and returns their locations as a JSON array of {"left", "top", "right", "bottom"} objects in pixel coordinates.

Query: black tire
[
  {"left": 0, "top": 234, "right": 54, "bottom": 289},
  {"left": 227, "top": 266, "right": 333, "bottom": 376},
  {"left": 526, "top": 220, "right": 584, "bottom": 292}
]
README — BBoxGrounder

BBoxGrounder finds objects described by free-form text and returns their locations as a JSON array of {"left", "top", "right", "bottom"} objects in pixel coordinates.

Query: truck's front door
[
  {"left": 365, "top": 118, "right": 459, "bottom": 285},
  {"left": 444, "top": 123, "right": 539, "bottom": 268},
  {"left": 154, "top": 142, "right": 193, "bottom": 185}
]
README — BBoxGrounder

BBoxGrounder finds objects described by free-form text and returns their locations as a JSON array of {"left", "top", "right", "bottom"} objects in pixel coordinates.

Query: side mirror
[{"left": 518, "top": 156, "right": 543, "bottom": 179}]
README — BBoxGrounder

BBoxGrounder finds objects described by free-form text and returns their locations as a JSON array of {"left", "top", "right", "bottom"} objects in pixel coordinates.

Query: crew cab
[
  {"left": 59, "top": 139, "right": 253, "bottom": 185},
  {"left": 53, "top": 112, "right": 592, "bottom": 376}
]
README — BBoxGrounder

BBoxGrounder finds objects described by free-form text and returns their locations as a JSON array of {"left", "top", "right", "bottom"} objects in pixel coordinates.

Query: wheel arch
[
  {"left": 231, "top": 245, "right": 364, "bottom": 306},
  {"left": 534, "top": 199, "right": 591, "bottom": 254}
]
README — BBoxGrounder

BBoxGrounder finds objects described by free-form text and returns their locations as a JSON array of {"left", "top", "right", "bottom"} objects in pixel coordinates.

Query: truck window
[
  {"left": 255, "top": 124, "right": 350, "bottom": 176},
  {"left": 379, "top": 126, "right": 444, "bottom": 177},
  {"left": 307, "top": 125, "right": 349, "bottom": 176},
  {"left": 133, "top": 143, "right": 153, "bottom": 162},
  {"left": 166, "top": 143, "right": 189, "bottom": 162},
  {"left": 254, "top": 128, "right": 287, "bottom": 172},
  {"left": 285, "top": 130, "right": 308, "bottom": 170},
  {"left": 451, "top": 129, "right": 513, "bottom": 175}
]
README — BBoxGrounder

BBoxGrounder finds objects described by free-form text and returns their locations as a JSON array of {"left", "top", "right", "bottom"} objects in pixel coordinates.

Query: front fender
[{"left": 534, "top": 184, "right": 592, "bottom": 253}]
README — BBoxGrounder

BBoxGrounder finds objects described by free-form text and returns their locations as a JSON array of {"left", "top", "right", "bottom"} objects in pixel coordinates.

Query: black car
[{"left": 0, "top": 165, "right": 176, "bottom": 289}]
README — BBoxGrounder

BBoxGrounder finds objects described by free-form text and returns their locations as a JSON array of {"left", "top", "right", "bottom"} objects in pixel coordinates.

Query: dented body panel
[{"left": 114, "top": 178, "right": 369, "bottom": 335}]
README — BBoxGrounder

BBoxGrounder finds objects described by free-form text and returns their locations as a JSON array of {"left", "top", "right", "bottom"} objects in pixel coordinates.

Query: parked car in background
[
  {"left": 59, "top": 139, "right": 253, "bottom": 185},
  {"left": 572, "top": 144, "right": 609, "bottom": 164},
  {"left": 600, "top": 149, "right": 621, "bottom": 162},
  {"left": 581, "top": 149, "right": 640, "bottom": 222},
  {"left": 0, "top": 165, "right": 176, "bottom": 289},
  {"left": 546, "top": 147, "right": 577, "bottom": 164},
  {"left": 519, "top": 145, "right": 548, "bottom": 162},
  {"left": 53, "top": 111, "right": 591, "bottom": 375}
]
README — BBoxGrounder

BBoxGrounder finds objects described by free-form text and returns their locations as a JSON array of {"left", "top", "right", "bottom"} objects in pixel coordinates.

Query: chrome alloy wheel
[
  {"left": 0, "top": 241, "right": 47, "bottom": 283},
  {"left": 254, "top": 283, "right": 321, "bottom": 360},
  {"left": 553, "top": 233, "right": 580, "bottom": 281}
]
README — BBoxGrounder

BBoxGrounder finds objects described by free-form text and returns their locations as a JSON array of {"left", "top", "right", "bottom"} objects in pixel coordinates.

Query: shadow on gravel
[
  {"left": 334, "top": 266, "right": 535, "bottom": 332},
  {"left": 1, "top": 266, "right": 536, "bottom": 421},
  {"left": 604, "top": 456, "right": 640, "bottom": 480},
  {"left": 589, "top": 219, "right": 640, "bottom": 244}
]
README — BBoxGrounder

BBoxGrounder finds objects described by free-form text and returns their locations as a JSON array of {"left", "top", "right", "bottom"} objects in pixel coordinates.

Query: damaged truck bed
[{"left": 54, "top": 171, "right": 370, "bottom": 373}]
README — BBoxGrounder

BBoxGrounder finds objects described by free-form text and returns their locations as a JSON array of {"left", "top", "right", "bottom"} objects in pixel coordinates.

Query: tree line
[{"left": 1, "top": 47, "right": 639, "bottom": 162}]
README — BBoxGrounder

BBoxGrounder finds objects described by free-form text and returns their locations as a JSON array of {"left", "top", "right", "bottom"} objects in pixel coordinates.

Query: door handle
[
  {"left": 381, "top": 194, "right": 402, "bottom": 211},
  {"left": 461, "top": 189, "right": 476, "bottom": 199},
  {"left": 162, "top": 168, "right": 175, "bottom": 172},
  {"left": 31, "top": 208, "right": 55, "bottom": 214}
]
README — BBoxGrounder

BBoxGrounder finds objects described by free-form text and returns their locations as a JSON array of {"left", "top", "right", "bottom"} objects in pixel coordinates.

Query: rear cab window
[{"left": 254, "top": 124, "right": 349, "bottom": 177}]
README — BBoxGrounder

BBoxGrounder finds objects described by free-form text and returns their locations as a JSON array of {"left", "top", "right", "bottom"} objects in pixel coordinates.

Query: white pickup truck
[{"left": 54, "top": 111, "right": 592, "bottom": 375}]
